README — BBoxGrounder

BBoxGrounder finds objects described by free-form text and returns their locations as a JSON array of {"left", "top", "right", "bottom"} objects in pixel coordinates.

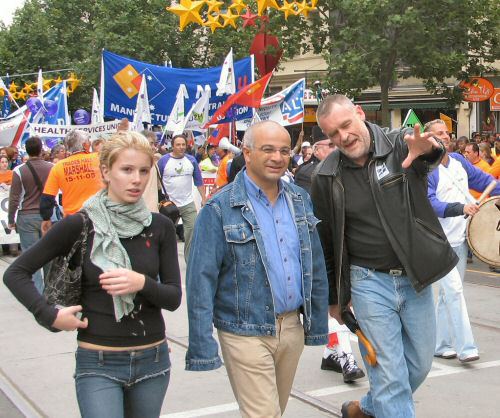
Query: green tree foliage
[
  {"left": 0, "top": 0, "right": 311, "bottom": 113},
  {"left": 309, "top": 0, "right": 500, "bottom": 126}
]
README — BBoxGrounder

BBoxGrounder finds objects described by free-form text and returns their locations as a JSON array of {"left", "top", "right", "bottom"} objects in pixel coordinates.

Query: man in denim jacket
[{"left": 186, "top": 120, "right": 329, "bottom": 418}]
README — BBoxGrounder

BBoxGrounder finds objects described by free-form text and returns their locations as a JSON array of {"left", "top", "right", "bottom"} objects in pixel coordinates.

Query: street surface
[{"left": 0, "top": 244, "right": 499, "bottom": 418}]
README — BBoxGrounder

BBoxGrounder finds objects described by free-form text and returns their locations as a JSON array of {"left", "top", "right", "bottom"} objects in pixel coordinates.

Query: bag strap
[
  {"left": 67, "top": 211, "right": 89, "bottom": 262},
  {"left": 155, "top": 164, "right": 170, "bottom": 200},
  {"left": 25, "top": 161, "right": 44, "bottom": 193}
]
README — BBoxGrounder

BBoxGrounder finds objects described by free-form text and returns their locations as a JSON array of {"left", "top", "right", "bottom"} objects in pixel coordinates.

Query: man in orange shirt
[
  {"left": 464, "top": 143, "right": 491, "bottom": 199},
  {"left": 215, "top": 138, "right": 234, "bottom": 189},
  {"left": 40, "top": 130, "right": 102, "bottom": 233}
]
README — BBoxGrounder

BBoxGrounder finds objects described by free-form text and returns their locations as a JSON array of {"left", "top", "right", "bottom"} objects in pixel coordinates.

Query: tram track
[
  {"left": 165, "top": 334, "right": 342, "bottom": 417},
  {"left": 0, "top": 254, "right": 498, "bottom": 417}
]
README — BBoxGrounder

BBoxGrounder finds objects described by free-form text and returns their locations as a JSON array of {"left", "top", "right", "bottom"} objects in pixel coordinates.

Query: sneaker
[
  {"left": 341, "top": 353, "right": 365, "bottom": 383},
  {"left": 459, "top": 353, "right": 479, "bottom": 363},
  {"left": 321, "top": 351, "right": 342, "bottom": 373},
  {"left": 435, "top": 350, "right": 457, "bottom": 359}
]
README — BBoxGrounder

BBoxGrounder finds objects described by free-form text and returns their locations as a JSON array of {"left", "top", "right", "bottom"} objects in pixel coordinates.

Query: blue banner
[{"left": 102, "top": 50, "right": 254, "bottom": 125}]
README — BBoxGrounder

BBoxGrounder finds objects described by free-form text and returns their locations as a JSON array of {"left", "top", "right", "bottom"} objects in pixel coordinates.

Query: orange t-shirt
[
  {"left": 43, "top": 152, "right": 103, "bottom": 216},
  {"left": 489, "top": 157, "right": 500, "bottom": 179},
  {"left": 215, "top": 154, "right": 230, "bottom": 187},
  {"left": 0, "top": 170, "right": 13, "bottom": 185},
  {"left": 469, "top": 158, "right": 492, "bottom": 199}
]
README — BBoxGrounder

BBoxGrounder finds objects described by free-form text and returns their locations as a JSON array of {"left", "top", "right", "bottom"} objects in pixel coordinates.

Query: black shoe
[
  {"left": 342, "top": 353, "right": 365, "bottom": 383},
  {"left": 321, "top": 352, "right": 342, "bottom": 373}
]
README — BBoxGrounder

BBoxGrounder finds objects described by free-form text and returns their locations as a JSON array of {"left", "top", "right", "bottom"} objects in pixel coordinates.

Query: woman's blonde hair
[{"left": 100, "top": 131, "right": 154, "bottom": 169}]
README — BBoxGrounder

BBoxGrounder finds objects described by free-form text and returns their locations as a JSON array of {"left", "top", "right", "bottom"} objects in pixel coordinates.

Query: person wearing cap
[
  {"left": 215, "top": 138, "right": 233, "bottom": 188},
  {"left": 292, "top": 141, "right": 312, "bottom": 169}
]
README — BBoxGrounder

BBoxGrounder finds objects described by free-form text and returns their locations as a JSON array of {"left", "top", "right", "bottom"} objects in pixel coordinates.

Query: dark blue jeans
[{"left": 74, "top": 342, "right": 170, "bottom": 418}]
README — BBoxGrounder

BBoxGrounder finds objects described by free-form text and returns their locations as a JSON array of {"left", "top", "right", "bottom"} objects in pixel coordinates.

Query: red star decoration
[{"left": 241, "top": 7, "right": 258, "bottom": 28}]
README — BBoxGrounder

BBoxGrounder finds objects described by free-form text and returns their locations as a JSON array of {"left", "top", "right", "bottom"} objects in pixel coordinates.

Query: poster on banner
[
  {"left": 30, "top": 120, "right": 122, "bottom": 139},
  {"left": 0, "top": 188, "right": 20, "bottom": 244},
  {"left": 102, "top": 50, "right": 254, "bottom": 125},
  {"left": 236, "top": 79, "right": 305, "bottom": 130}
]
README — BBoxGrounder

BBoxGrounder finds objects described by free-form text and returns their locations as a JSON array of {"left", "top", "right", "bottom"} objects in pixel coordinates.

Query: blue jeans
[
  {"left": 74, "top": 342, "right": 171, "bottom": 418},
  {"left": 16, "top": 213, "right": 45, "bottom": 294},
  {"left": 350, "top": 265, "right": 435, "bottom": 418},
  {"left": 435, "top": 241, "right": 478, "bottom": 358}
]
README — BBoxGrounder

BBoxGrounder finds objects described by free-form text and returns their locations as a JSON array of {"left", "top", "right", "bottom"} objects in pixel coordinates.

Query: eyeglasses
[{"left": 256, "top": 146, "right": 292, "bottom": 156}]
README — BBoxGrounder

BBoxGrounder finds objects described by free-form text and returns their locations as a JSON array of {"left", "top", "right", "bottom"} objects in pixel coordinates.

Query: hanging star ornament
[
  {"left": 167, "top": 0, "right": 204, "bottom": 31},
  {"left": 220, "top": 8, "right": 240, "bottom": 29},
  {"left": 296, "top": 0, "right": 315, "bottom": 17},
  {"left": 9, "top": 82, "right": 18, "bottom": 93},
  {"left": 205, "top": 0, "right": 224, "bottom": 13},
  {"left": 280, "top": 0, "right": 297, "bottom": 20},
  {"left": 256, "top": 0, "right": 280, "bottom": 16},
  {"left": 229, "top": 0, "right": 247, "bottom": 14},
  {"left": 241, "top": 7, "right": 258, "bottom": 27},
  {"left": 203, "top": 14, "right": 223, "bottom": 32}
]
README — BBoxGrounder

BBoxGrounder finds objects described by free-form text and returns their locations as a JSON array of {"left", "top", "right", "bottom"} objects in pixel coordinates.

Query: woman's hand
[
  {"left": 99, "top": 268, "right": 146, "bottom": 296},
  {"left": 52, "top": 305, "right": 88, "bottom": 331}
]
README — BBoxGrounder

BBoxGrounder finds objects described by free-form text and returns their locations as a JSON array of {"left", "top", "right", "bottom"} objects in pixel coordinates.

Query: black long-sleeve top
[{"left": 3, "top": 212, "right": 182, "bottom": 347}]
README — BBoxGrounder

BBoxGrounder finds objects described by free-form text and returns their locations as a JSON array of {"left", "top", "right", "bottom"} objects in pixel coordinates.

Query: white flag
[
  {"left": 37, "top": 68, "right": 44, "bottom": 97},
  {"left": 132, "top": 75, "right": 152, "bottom": 132},
  {"left": 91, "top": 88, "right": 102, "bottom": 124},
  {"left": 165, "top": 84, "right": 188, "bottom": 135},
  {"left": 216, "top": 48, "right": 236, "bottom": 96},
  {"left": 184, "top": 86, "right": 211, "bottom": 132},
  {"left": 0, "top": 77, "right": 7, "bottom": 93}
]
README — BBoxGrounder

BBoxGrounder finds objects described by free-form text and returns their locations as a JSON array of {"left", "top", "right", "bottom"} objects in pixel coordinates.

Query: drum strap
[{"left": 440, "top": 164, "right": 476, "bottom": 204}]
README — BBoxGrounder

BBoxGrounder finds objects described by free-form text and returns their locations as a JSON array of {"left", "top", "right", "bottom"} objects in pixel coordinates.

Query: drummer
[{"left": 426, "top": 120, "right": 500, "bottom": 363}]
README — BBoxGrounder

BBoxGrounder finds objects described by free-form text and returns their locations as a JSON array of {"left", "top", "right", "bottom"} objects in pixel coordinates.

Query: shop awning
[
  {"left": 359, "top": 103, "right": 381, "bottom": 111},
  {"left": 389, "top": 101, "right": 451, "bottom": 109}
]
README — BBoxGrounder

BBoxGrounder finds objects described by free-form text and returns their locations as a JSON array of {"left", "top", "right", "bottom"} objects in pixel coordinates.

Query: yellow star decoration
[
  {"left": 220, "top": 8, "right": 240, "bottom": 28},
  {"left": 22, "top": 83, "right": 34, "bottom": 94},
  {"left": 9, "top": 82, "right": 18, "bottom": 93},
  {"left": 167, "top": 0, "right": 204, "bottom": 31},
  {"left": 280, "top": 0, "right": 297, "bottom": 19},
  {"left": 229, "top": 0, "right": 247, "bottom": 14},
  {"left": 16, "top": 90, "right": 27, "bottom": 101},
  {"left": 204, "top": 0, "right": 224, "bottom": 14},
  {"left": 43, "top": 78, "right": 53, "bottom": 91},
  {"left": 67, "top": 72, "right": 81, "bottom": 94},
  {"left": 296, "top": 0, "right": 314, "bottom": 17},
  {"left": 53, "top": 76, "right": 63, "bottom": 85},
  {"left": 256, "top": 0, "right": 280, "bottom": 16},
  {"left": 203, "top": 14, "right": 223, "bottom": 32}
]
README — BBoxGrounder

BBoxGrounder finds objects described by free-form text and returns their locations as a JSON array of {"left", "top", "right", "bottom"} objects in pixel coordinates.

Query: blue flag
[{"left": 102, "top": 50, "right": 254, "bottom": 125}]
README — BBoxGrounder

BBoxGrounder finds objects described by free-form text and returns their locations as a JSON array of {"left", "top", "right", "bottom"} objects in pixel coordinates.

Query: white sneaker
[{"left": 435, "top": 350, "right": 457, "bottom": 359}]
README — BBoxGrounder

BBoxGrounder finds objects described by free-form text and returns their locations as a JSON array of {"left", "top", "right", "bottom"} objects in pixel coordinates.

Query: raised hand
[{"left": 402, "top": 124, "right": 441, "bottom": 169}]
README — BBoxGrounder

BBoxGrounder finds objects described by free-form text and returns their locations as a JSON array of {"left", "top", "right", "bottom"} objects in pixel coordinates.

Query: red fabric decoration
[{"left": 250, "top": 33, "right": 282, "bottom": 75}]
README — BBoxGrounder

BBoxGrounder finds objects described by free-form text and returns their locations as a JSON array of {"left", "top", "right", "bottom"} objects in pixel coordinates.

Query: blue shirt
[{"left": 243, "top": 171, "right": 303, "bottom": 314}]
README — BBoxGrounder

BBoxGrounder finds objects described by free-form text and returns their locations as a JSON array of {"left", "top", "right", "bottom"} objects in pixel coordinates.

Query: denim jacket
[{"left": 185, "top": 171, "right": 329, "bottom": 371}]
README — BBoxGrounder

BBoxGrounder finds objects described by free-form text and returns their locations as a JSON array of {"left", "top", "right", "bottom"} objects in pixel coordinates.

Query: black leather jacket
[{"left": 311, "top": 122, "right": 458, "bottom": 310}]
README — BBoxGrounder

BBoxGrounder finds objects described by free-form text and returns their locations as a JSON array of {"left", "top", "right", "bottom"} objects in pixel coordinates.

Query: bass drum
[{"left": 467, "top": 196, "right": 500, "bottom": 268}]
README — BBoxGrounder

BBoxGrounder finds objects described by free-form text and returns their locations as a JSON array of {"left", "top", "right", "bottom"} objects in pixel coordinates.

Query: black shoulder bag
[{"left": 43, "top": 211, "right": 89, "bottom": 307}]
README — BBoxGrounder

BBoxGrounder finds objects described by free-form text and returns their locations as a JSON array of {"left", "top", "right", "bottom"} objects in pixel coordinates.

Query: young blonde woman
[{"left": 4, "top": 131, "right": 182, "bottom": 418}]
